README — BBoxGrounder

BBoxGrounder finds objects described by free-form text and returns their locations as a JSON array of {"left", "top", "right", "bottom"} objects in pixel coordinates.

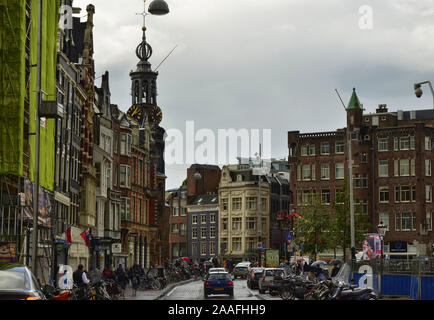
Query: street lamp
[
  {"left": 148, "top": 0, "right": 170, "bottom": 15},
  {"left": 414, "top": 81, "right": 434, "bottom": 109},
  {"left": 377, "top": 221, "right": 387, "bottom": 259}
]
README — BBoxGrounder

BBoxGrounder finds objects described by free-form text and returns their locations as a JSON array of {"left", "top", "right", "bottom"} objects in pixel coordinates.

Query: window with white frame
[
  {"left": 173, "top": 207, "right": 179, "bottom": 217},
  {"left": 379, "top": 212, "right": 390, "bottom": 231},
  {"left": 120, "top": 165, "right": 131, "bottom": 187},
  {"left": 181, "top": 207, "right": 187, "bottom": 216},
  {"left": 192, "top": 215, "right": 198, "bottom": 224},
  {"left": 201, "top": 227, "right": 207, "bottom": 238},
  {"left": 297, "top": 164, "right": 301, "bottom": 181},
  {"left": 426, "top": 185, "right": 432, "bottom": 203},
  {"left": 247, "top": 197, "right": 257, "bottom": 210},
  {"left": 309, "top": 144, "right": 316, "bottom": 156},
  {"left": 222, "top": 218, "right": 228, "bottom": 231},
  {"left": 232, "top": 237, "right": 242, "bottom": 251},
  {"left": 221, "top": 198, "right": 228, "bottom": 211},
  {"left": 201, "top": 242, "right": 207, "bottom": 255},
  {"left": 180, "top": 223, "right": 186, "bottom": 236},
  {"left": 232, "top": 198, "right": 242, "bottom": 211},
  {"left": 401, "top": 212, "right": 412, "bottom": 231},
  {"left": 426, "top": 159, "right": 432, "bottom": 176},
  {"left": 335, "top": 163, "right": 344, "bottom": 179},
  {"left": 246, "top": 237, "right": 256, "bottom": 251},
  {"left": 378, "top": 160, "right": 388, "bottom": 177},
  {"left": 201, "top": 214, "right": 207, "bottom": 224},
  {"left": 192, "top": 227, "right": 198, "bottom": 239},
  {"left": 232, "top": 217, "right": 242, "bottom": 231},
  {"left": 400, "top": 186, "right": 411, "bottom": 202},
  {"left": 400, "top": 137, "right": 410, "bottom": 150},
  {"left": 379, "top": 187, "right": 389, "bottom": 203},
  {"left": 410, "top": 136, "right": 415, "bottom": 150},
  {"left": 246, "top": 217, "right": 256, "bottom": 230},
  {"left": 321, "top": 163, "right": 330, "bottom": 180},
  {"left": 120, "top": 133, "right": 132, "bottom": 156},
  {"left": 400, "top": 159, "right": 410, "bottom": 176},
  {"left": 425, "top": 136, "right": 432, "bottom": 151},
  {"left": 393, "top": 137, "right": 398, "bottom": 151},
  {"left": 378, "top": 138, "right": 388, "bottom": 151},
  {"left": 394, "top": 159, "right": 399, "bottom": 177},
  {"left": 426, "top": 212, "right": 433, "bottom": 231},
  {"left": 311, "top": 163, "right": 316, "bottom": 180},
  {"left": 172, "top": 223, "right": 179, "bottom": 233},
  {"left": 192, "top": 242, "right": 197, "bottom": 255},
  {"left": 210, "top": 226, "right": 216, "bottom": 238},
  {"left": 209, "top": 242, "right": 215, "bottom": 255},
  {"left": 335, "top": 141, "right": 344, "bottom": 154},
  {"left": 321, "top": 142, "right": 330, "bottom": 155},
  {"left": 301, "top": 145, "right": 308, "bottom": 156},
  {"left": 321, "top": 189, "right": 330, "bottom": 205},
  {"left": 411, "top": 159, "right": 415, "bottom": 176},
  {"left": 302, "top": 164, "right": 311, "bottom": 181},
  {"left": 210, "top": 213, "right": 215, "bottom": 223}
]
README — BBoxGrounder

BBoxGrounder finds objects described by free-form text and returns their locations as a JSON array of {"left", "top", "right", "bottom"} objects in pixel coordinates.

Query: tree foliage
[{"left": 294, "top": 194, "right": 333, "bottom": 261}]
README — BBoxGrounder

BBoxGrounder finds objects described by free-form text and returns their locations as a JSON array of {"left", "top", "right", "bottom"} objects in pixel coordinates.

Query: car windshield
[
  {"left": 0, "top": 270, "right": 27, "bottom": 290},
  {"left": 265, "top": 269, "right": 284, "bottom": 277},
  {"left": 208, "top": 273, "right": 231, "bottom": 281},
  {"left": 236, "top": 267, "right": 247, "bottom": 270}
]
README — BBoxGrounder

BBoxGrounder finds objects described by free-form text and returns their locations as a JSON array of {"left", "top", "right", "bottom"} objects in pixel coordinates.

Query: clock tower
[{"left": 127, "top": 7, "right": 163, "bottom": 127}]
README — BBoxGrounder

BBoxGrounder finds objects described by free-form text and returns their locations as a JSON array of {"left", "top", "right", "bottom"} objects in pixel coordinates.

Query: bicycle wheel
[{"left": 152, "top": 279, "right": 162, "bottom": 290}]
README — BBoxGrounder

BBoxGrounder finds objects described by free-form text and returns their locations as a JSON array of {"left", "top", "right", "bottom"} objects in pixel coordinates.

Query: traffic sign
[{"left": 286, "top": 232, "right": 294, "bottom": 240}]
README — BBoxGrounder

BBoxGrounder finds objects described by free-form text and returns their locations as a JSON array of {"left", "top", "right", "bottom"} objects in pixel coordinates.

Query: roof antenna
[
  {"left": 335, "top": 89, "right": 347, "bottom": 111},
  {"left": 155, "top": 44, "right": 178, "bottom": 71}
]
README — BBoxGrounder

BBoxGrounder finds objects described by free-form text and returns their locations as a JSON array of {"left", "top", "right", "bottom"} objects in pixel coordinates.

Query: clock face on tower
[
  {"left": 150, "top": 105, "right": 162, "bottom": 124},
  {"left": 126, "top": 105, "right": 144, "bottom": 122}
]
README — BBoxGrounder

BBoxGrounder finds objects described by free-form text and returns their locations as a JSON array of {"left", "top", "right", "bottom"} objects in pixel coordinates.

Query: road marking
[{"left": 166, "top": 287, "right": 177, "bottom": 297}]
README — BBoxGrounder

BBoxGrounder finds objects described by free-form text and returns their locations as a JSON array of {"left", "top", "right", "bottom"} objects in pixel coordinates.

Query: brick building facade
[{"left": 288, "top": 89, "right": 434, "bottom": 258}]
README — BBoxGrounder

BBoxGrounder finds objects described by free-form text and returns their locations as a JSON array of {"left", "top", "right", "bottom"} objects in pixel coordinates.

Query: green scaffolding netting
[
  {"left": 0, "top": 0, "right": 26, "bottom": 176},
  {"left": 1, "top": 0, "right": 60, "bottom": 192}
]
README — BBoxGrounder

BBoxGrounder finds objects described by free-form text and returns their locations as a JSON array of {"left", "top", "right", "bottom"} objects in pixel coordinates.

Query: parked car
[
  {"left": 204, "top": 272, "right": 234, "bottom": 298},
  {"left": 0, "top": 264, "right": 46, "bottom": 300},
  {"left": 247, "top": 267, "right": 264, "bottom": 289},
  {"left": 233, "top": 262, "right": 250, "bottom": 279},
  {"left": 258, "top": 268, "right": 285, "bottom": 294}
]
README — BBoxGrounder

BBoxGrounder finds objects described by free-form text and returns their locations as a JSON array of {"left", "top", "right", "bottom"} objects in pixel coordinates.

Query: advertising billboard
[
  {"left": 362, "top": 234, "right": 382, "bottom": 260},
  {"left": 0, "top": 242, "right": 17, "bottom": 264},
  {"left": 265, "top": 249, "right": 279, "bottom": 268}
]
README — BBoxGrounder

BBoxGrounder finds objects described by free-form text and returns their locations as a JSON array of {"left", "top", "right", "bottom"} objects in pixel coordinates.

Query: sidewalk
[{"left": 124, "top": 278, "right": 196, "bottom": 300}]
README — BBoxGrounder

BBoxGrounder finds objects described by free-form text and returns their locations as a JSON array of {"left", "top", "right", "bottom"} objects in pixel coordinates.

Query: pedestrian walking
[
  {"left": 128, "top": 262, "right": 142, "bottom": 296},
  {"left": 115, "top": 264, "right": 128, "bottom": 297}
]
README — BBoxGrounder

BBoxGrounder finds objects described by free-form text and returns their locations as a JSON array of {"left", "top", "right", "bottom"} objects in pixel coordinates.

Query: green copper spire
[{"left": 347, "top": 88, "right": 361, "bottom": 110}]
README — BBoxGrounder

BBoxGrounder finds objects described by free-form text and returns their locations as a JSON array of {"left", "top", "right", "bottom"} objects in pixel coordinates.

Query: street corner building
[{"left": 288, "top": 88, "right": 434, "bottom": 259}]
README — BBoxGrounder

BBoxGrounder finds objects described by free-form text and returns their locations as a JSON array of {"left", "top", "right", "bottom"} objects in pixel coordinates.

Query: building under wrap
[{"left": 0, "top": 0, "right": 60, "bottom": 283}]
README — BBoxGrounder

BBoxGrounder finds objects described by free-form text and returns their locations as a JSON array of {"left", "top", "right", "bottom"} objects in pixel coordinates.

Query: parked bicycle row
[{"left": 245, "top": 260, "right": 377, "bottom": 300}]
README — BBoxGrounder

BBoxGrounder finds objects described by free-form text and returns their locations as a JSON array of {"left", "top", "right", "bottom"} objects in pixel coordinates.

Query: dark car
[
  {"left": 204, "top": 272, "right": 234, "bottom": 298},
  {"left": 247, "top": 268, "right": 264, "bottom": 290},
  {"left": 0, "top": 264, "right": 46, "bottom": 300}
]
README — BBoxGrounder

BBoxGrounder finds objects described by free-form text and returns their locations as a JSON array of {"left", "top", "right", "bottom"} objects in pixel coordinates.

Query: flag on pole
[
  {"left": 80, "top": 228, "right": 91, "bottom": 248},
  {"left": 66, "top": 226, "right": 72, "bottom": 245}
]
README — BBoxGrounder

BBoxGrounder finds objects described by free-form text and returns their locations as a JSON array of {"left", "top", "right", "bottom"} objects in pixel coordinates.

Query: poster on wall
[
  {"left": 0, "top": 242, "right": 17, "bottom": 263},
  {"left": 23, "top": 178, "right": 52, "bottom": 227},
  {"left": 265, "top": 249, "right": 279, "bottom": 267},
  {"left": 362, "top": 234, "right": 382, "bottom": 260}
]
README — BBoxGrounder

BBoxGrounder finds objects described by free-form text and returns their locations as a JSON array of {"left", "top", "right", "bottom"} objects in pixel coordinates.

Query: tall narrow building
[{"left": 123, "top": 9, "right": 167, "bottom": 267}]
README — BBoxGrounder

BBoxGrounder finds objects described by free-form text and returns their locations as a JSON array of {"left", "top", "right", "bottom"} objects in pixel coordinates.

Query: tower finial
[{"left": 135, "top": 0, "right": 153, "bottom": 68}]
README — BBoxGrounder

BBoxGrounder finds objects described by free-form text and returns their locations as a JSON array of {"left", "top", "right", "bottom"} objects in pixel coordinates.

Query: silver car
[{"left": 258, "top": 268, "right": 285, "bottom": 294}]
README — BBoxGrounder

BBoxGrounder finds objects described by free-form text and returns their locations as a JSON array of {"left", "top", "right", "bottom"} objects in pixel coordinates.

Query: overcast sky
[{"left": 73, "top": 0, "right": 434, "bottom": 189}]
